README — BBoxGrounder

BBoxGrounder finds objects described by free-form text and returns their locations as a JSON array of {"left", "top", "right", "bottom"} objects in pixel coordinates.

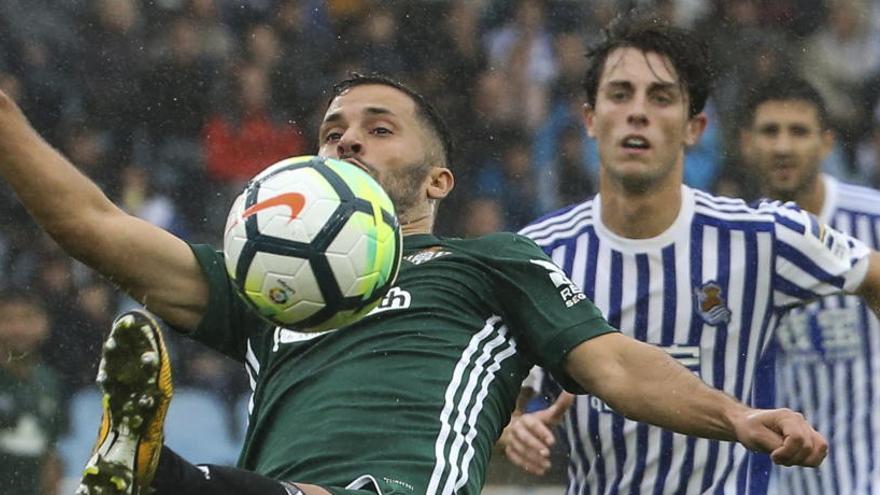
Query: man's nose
[
  {"left": 773, "top": 132, "right": 793, "bottom": 153},
  {"left": 336, "top": 131, "right": 363, "bottom": 157},
  {"left": 626, "top": 95, "right": 649, "bottom": 127}
]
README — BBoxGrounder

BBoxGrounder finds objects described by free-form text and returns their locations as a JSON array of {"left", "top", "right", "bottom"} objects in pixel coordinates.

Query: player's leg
[
  {"left": 153, "top": 446, "right": 330, "bottom": 495},
  {"left": 75, "top": 309, "right": 336, "bottom": 495},
  {"left": 77, "top": 310, "right": 173, "bottom": 494}
]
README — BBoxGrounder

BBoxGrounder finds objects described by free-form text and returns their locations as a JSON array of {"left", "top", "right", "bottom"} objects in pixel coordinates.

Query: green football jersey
[{"left": 188, "top": 232, "right": 616, "bottom": 494}]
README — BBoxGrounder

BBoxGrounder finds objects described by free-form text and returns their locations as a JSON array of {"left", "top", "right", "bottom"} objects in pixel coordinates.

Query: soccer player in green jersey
[{"left": 0, "top": 74, "right": 830, "bottom": 495}]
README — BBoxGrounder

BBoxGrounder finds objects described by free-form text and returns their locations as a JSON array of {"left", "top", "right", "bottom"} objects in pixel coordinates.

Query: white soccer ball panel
[
  {"left": 326, "top": 212, "right": 377, "bottom": 276},
  {"left": 247, "top": 253, "right": 323, "bottom": 305},
  {"left": 279, "top": 299, "right": 324, "bottom": 325},
  {"left": 261, "top": 216, "right": 312, "bottom": 245},
  {"left": 224, "top": 233, "right": 248, "bottom": 279},
  {"left": 325, "top": 252, "right": 356, "bottom": 297},
  {"left": 252, "top": 168, "right": 340, "bottom": 244},
  {"left": 251, "top": 252, "right": 308, "bottom": 283},
  {"left": 223, "top": 193, "right": 248, "bottom": 276},
  {"left": 298, "top": 197, "right": 342, "bottom": 241}
]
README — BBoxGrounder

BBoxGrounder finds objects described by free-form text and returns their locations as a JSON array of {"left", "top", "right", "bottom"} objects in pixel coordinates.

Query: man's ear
[
  {"left": 583, "top": 103, "right": 596, "bottom": 138},
  {"left": 427, "top": 167, "right": 454, "bottom": 200},
  {"left": 819, "top": 128, "right": 835, "bottom": 160},
  {"left": 684, "top": 113, "right": 708, "bottom": 146}
]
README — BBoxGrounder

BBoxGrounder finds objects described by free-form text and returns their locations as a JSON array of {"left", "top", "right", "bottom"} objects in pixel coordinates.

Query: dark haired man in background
[
  {"left": 741, "top": 75, "right": 880, "bottom": 495},
  {"left": 512, "top": 17, "right": 880, "bottom": 495}
]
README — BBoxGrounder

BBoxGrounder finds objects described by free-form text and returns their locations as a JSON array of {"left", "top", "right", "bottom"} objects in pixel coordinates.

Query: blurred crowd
[{"left": 1, "top": 0, "right": 880, "bottom": 491}]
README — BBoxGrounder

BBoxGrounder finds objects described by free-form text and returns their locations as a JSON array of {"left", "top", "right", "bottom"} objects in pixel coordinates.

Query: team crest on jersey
[
  {"left": 694, "top": 281, "right": 731, "bottom": 326},
  {"left": 405, "top": 247, "right": 452, "bottom": 265}
]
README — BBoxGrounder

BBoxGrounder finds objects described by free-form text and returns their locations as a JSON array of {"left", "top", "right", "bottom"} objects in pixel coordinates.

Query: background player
[
  {"left": 509, "top": 16, "right": 880, "bottom": 495},
  {"left": 740, "top": 75, "right": 880, "bottom": 494}
]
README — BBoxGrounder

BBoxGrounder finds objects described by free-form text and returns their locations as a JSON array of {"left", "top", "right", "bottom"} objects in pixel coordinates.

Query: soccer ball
[{"left": 223, "top": 155, "right": 402, "bottom": 332}]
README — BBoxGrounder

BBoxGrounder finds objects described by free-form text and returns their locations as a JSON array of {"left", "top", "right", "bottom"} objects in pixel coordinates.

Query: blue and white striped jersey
[
  {"left": 773, "top": 175, "right": 880, "bottom": 495},
  {"left": 519, "top": 185, "right": 871, "bottom": 495}
]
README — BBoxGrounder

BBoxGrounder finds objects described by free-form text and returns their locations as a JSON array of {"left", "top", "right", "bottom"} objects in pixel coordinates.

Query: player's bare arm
[
  {"left": 565, "top": 332, "right": 828, "bottom": 467},
  {"left": 0, "top": 89, "right": 208, "bottom": 330}
]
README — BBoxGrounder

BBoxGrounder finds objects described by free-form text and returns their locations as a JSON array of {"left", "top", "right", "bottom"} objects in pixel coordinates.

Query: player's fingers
[
  {"left": 770, "top": 414, "right": 811, "bottom": 466},
  {"left": 509, "top": 418, "right": 555, "bottom": 457},
  {"left": 505, "top": 443, "right": 550, "bottom": 476},
  {"left": 545, "top": 392, "right": 575, "bottom": 423},
  {"left": 800, "top": 430, "right": 828, "bottom": 467},
  {"left": 518, "top": 413, "right": 558, "bottom": 447}
]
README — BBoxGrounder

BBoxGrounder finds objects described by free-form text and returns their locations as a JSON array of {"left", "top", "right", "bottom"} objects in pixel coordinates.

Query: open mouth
[{"left": 621, "top": 135, "right": 651, "bottom": 151}]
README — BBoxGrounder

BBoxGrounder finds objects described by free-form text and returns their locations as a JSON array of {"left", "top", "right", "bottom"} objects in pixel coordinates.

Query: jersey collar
[
  {"left": 403, "top": 233, "right": 443, "bottom": 251},
  {"left": 592, "top": 184, "right": 696, "bottom": 252}
]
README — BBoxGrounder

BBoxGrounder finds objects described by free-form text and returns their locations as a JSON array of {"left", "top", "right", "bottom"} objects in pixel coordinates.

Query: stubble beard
[
  {"left": 765, "top": 161, "right": 821, "bottom": 204},
  {"left": 379, "top": 160, "right": 433, "bottom": 224}
]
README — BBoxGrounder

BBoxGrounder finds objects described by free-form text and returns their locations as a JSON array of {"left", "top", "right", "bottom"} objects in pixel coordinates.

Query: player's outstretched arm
[
  {"left": 566, "top": 332, "right": 828, "bottom": 467},
  {"left": 0, "top": 90, "right": 208, "bottom": 330}
]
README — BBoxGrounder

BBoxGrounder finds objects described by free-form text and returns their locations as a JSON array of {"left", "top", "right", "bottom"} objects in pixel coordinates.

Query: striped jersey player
[
  {"left": 772, "top": 180, "right": 880, "bottom": 495},
  {"left": 519, "top": 185, "right": 871, "bottom": 494}
]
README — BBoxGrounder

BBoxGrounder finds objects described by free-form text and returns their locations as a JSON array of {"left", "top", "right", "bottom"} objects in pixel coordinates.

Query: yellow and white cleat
[{"left": 76, "top": 310, "right": 173, "bottom": 495}]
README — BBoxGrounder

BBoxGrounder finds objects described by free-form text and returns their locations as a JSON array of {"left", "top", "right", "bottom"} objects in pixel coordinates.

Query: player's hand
[
  {"left": 733, "top": 408, "right": 827, "bottom": 467},
  {"left": 501, "top": 392, "right": 574, "bottom": 475}
]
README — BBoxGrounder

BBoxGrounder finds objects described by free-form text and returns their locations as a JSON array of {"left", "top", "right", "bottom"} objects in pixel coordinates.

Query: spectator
[
  {"left": 271, "top": 0, "right": 335, "bottom": 124},
  {"left": 0, "top": 291, "right": 63, "bottom": 495},
  {"left": 74, "top": 0, "right": 147, "bottom": 162},
  {"left": 801, "top": 0, "right": 880, "bottom": 159},
  {"left": 118, "top": 164, "right": 188, "bottom": 239},
  {"left": 484, "top": 0, "right": 556, "bottom": 129},
  {"left": 202, "top": 62, "right": 307, "bottom": 185},
  {"left": 476, "top": 127, "right": 539, "bottom": 229},
  {"left": 185, "top": 0, "right": 235, "bottom": 64},
  {"left": 43, "top": 280, "right": 114, "bottom": 399},
  {"left": 141, "top": 16, "right": 216, "bottom": 146}
]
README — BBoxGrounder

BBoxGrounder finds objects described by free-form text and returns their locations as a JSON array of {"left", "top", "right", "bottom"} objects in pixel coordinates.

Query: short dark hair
[
  {"left": 328, "top": 73, "right": 454, "bottom": 169},
  {"left": 742, "top": 75, "right": 829, "bottom": 129},
  {"left": 583, "top": 16, "right": 712, "bottom": 117}
]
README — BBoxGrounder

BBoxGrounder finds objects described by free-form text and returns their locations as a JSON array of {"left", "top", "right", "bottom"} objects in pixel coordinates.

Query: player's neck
[
  {"left": 790, "top": 176, "right": 826, "bottom": 217},
  {"left": 599, "top": 178, "right": 683, "bottom": 240},
  {"left": 400, "top": 206, "right": 435, "bottom": 236}
]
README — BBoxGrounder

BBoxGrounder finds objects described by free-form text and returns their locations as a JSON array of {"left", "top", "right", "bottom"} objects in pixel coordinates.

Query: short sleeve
[
  {"left": 187, "top": 244, "right": 269, "bottom": 362},
  {"left": 769, "top": 202, "right": 871, "bottom": 308},
  {"left": 486, "top": 234, "right": 618, "bottom": 393}
]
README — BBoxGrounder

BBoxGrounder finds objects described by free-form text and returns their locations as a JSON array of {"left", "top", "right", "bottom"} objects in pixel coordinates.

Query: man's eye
[
  {"left": 325, "top": 132, "right": 342, "bottom": 142},
  {"left": 610, "top": 91, "right": 628, "bottom": 101},
  {"left": 372, "top": 127, "right": 392, "bottom": 135},
  {"left": 653, "top": 94, "right": 672, "bottom": 104}
]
